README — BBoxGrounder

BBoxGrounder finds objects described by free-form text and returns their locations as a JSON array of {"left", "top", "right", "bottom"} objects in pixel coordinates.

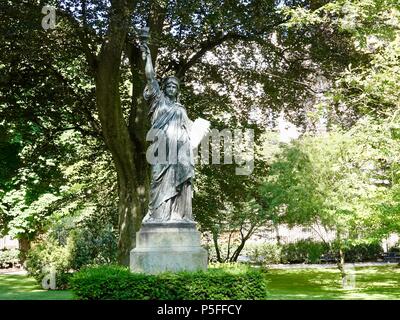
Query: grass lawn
[
  {"left": 0, "top": 265, "right": 399, "bottom": 300},
  {"left": 0, "top": 274, "right": 74, "bottom": 300},
  {"left": 265, "top": 265, "right": 400, "bottom": 300}
]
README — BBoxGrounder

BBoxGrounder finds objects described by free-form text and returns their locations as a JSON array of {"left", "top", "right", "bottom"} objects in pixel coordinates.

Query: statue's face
[{"left": 165, "top": 82, "right": 178, "bottom": 99}]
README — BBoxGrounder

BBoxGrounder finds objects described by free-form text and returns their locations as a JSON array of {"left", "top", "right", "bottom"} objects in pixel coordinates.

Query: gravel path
[
  {"left": 0, "top": 268, "right": 28, "bottom": 275},
  {"left": 1, "top": 262, "right": 397, "bottom": 275},
  {"left": 267, "top": 261, "right": 398, "bottom": 269}
]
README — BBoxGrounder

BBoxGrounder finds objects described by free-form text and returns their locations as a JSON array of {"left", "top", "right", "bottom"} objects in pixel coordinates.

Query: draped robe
[{"left": 142, "top": 79, "right": 194, "bottom": 222}]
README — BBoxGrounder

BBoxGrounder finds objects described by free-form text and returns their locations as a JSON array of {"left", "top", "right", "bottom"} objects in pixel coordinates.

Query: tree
[
  {"left": 194, "top": 129, "right": 281, "bottom": 262},
  {"left": 1, "top": 0, "right": 362, "bottom": 264},
  {"left": 194, "top": 153, "right": 265, "bottom": 263},
  {"left": 260, "top": 116, "right": 400, "bottom": 281},
  {"left": 286, "top": 0, "right": 400, "bottom": 126},
  {"left": 0, "top": 127, "right": 118, "bottom": 260}
]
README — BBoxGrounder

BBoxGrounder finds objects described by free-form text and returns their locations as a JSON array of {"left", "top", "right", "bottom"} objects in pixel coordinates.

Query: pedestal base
[{"left": 130, "top": 222, "right": 208, "bottom": 274}]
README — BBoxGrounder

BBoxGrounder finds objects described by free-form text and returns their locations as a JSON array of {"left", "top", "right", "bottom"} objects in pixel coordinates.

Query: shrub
[
  {"left": 388, "top": 246, "right": 400, "bottom": 254},
  {"left": 0, "top": 249, "right": 20, "bottom": 268},
  {"left": 69, "top": 265, "right": 268, "bottom": 300},
  {"left": 25, "top": 216, "right": 118, "bottom": 289},
  {"left": 216, "top": 239, "right": 385, "bottom": 265},
  {"left": 245, "top": 243, "right": 282, "bottom": 265},
  {"left": 280, "top": 239, "right": 329, "bottom": 264},
  {"left": 68, "top": 226, "right": 117, "bottom": 270},
  {"left": 25, "top": 238, "right": 73, "bottom": 289},
  {"left": 50, "top": 215, "right": 118, "bottom": 270},
  {"left": 344, "top": 242, "right": 384, "bottom": 262}
]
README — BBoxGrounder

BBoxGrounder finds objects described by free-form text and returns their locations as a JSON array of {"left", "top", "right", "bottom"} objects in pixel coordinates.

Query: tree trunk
[
  {"left": 19, "top": 237, "right": 31, "bottom": 264},
  {"left": 230, "top": 225, "right": 256, "bottom": 262},
  {"left": 90, "top": 0, "right": 150, "bottom": 265},
  {"left": 230, "top": 240, "right": 246, "bottom": 262},
  {"left": 117, "top": 177, "right": 148, "bottom": 265},
  {"left": 274, "top": 223, "right": 281, "bottom": 246},
  {"left": 212, "top": 230, "right": 222, "bottom": 263},
  {"left": 337, "top": 247, "right": 347, "bottom": 286},
  {"left": 95, "top": 67, "right": 149, "bottom": 265},
  {"left": 86, "top": 0, "right": 167, "bottom": 265}
]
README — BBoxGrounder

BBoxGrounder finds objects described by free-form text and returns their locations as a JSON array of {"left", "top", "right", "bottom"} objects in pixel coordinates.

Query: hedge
[
  {"left": 344, "top": 242, "right": 384, "bottom": 262},
  {"left": 0, "top": 249, "right": 20, "bottom": 268},
  {"left": 69, "top": 265, "right": 268, "bottom": 300},
  {"left": 243, "top": 240, "right": 385, "bottom": 265},
  {"left": 280, "top": 240, "right": 330, "bottom": 264}
]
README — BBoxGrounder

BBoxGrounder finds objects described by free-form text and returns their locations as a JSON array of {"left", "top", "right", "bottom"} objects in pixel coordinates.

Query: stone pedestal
[{"left": 130, "top": 222, "right": 208, "bottom": 274}]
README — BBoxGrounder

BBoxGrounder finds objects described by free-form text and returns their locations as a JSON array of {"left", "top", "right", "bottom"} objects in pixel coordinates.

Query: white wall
[{"left": 0, "top": 236, "right": 19, "bottom": 250}]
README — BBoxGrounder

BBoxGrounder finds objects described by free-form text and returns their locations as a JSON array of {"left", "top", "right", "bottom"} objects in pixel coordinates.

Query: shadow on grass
[
  {"left": 265, "top": 265, "right": 400, "bottom": 300},
  {"left": 0, "top": 274, "right": 74, "bottom": 300},
  {"left": 2, "top": 265, "right": 398, "bottom": 300}
]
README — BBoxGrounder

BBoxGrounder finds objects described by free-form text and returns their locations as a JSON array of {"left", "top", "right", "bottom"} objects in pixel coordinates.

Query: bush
[
  {"left": 0, "top": 249, "right": 20, "bottom": 268},
  {"left": 280, "top": 239, "right": 329, "bottom": 264},
  {"left": 50, "top": 215, "right": 118, "bottom": 270},
  {"left": 218, "top": 239, "right": 385, "bottom": 265},
  {"left": 245, "top": 243, "right": 282, "bottom": 265},
  {"left": 68, "top": 226, "right": 117, "bottom": 270},
  {"left": 388, "top": 246, "right": 400, "bottom": 254},
  {"left": 25, "top": 238, "right": 73, "bottom": 289},
  {"left": 344, "top": 242, "right": 384, "bottom": 262},
  {"left": 25, "top": 215, "right": 118, "bottom": 289},
  {"left": 69, "top": 265, "right": 269, "bottom": 300}
]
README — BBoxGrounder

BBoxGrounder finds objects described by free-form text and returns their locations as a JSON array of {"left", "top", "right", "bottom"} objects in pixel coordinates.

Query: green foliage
[
  {"left": 388, "top": 246, "right": 400, "bottom": 253},
  {"left": 196, "top": 131, "right": 280, "bottom": 263},
  {"left": 244, "top": 243, "right": 282, "bottom": 265},
  {"left": 0, "top": 249, "right": 20, "bottom": 268},
  {"left": 3, "top": 191, "right": 60, "bottom": 239},
  {"left": 296, "top": 0, "right": 400, "bottom": 123},
  {"left": 280, "top": 240, "right": 330, "bottom": 264},
  {"left": 25, "top": 214, "right": 118, "bottom": 289},
  {"left": 69, "top": 265, "right": 268, "bottom": 300},
  {"left": 0, "top": 138, "right": 20, "bottom": 193},
  {"left": 376, "top": 180, "right": 400, "bottom": 237},
  {"left": 25, "top": 238, "right": 73, "bottom": 289},
  {"left": 0, "top": 130, "right": 118, "bottom": 244},
  {"left": 260, "top": 115, "right": 400, "bottom": 263},
  {"left": 68, "top": 226, "right": 117, "bottom": 270},
  {"left": 243, "top": 240, "right": 383, "bottom": 264},
  {"left": 344, "top": 242, "right": 383, "bottom": 262}
]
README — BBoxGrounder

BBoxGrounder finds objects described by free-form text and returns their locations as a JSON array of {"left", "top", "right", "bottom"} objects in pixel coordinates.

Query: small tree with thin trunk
[{"left": 260, "top": 119, "right": 398, "bottom": 283}]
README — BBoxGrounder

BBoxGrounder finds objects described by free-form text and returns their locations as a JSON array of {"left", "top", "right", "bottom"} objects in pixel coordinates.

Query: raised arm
[{"left": 140, "top": 43, "right": 156, "bottom": 85}]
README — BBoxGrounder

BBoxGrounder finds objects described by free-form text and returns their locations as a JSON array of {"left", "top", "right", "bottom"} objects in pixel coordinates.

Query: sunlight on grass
[
  {"left": 0, "top": 265, "right": 399, "bottom": 300},
  {"left": 0, "top": 274, "right": 73, "bottom": 300},
  {"left": 265, "top": 265, "right": 400, "bottom": 300}
]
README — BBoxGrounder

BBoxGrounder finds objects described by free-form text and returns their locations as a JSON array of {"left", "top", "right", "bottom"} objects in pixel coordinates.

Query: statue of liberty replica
[{"left": 130, "top": 28, "right": 209, "bottom": 274}]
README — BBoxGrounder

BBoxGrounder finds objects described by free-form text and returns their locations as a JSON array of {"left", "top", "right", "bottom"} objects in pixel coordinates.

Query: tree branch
[
  {"left": 56, "top": 8, "right": 98, "bottom": 72},
  {"left": 175, "top": 16, "right": 290, "bottom": 79},
  {"left": 43, "top": 63, "right": 101, "bottom": 137},
  {"left": 176, "top": 32, "right": 233, "bottom": 79}
]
